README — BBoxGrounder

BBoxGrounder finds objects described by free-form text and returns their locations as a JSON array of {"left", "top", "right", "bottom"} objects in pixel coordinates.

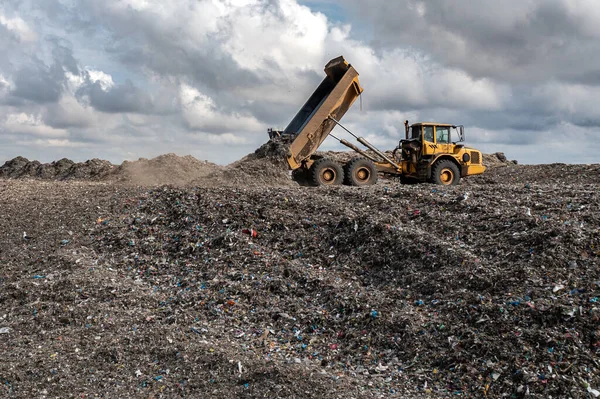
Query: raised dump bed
[{"left": 276, "top": 56, "right": 364, "bottom": 170}]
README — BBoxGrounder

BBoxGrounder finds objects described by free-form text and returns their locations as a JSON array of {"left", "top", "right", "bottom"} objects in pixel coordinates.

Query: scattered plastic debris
[{"left": 0, "top": 154, "right": 599, "bottom": 398}]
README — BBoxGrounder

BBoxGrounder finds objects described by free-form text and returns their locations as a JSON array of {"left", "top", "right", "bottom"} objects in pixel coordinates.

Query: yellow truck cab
[{"left": 400, "top": 122, "right": 486, "bottom": 185}]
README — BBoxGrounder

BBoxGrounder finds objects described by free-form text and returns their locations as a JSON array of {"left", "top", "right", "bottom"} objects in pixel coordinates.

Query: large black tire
[
  {"left": 343, "top": 158, "right": 378, "bottom": 186},
  {"left": 309, "top": 158, "right": 344, "bottom": 186},
  {"left": 431, "top": 159, "right": 461, "bottom": 186},
  {"left": 291, "top": 168, "right": 310, "bottom": 186}
]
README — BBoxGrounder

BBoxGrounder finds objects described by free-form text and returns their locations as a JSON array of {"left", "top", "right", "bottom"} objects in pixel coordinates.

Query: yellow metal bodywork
[
  {"left": 401, "top": 123, "right": 486, "bottom": 180},
  {"left": 285, "top": 56, "right": 364, "bottom": 170},
  {"left": 281, "top": 58, "right": 486, "bottom": 184}
]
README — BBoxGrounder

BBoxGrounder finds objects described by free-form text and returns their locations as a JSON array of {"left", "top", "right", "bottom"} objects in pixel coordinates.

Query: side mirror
[{"left": 453, "top": 125, "right": 465, "bottom": 142}]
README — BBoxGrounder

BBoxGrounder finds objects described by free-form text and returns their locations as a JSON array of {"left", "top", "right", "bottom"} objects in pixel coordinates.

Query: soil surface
[{"left": 1, "top": 147, "right": 599, "bottom": 398}]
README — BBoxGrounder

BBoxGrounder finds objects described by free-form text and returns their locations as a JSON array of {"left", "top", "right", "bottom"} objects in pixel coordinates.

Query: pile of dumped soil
[
  {"left": 0, "top": 156, "right": 115, "bottom": 180},
  {"left": 115, "top": 153, "right": 221, "bottom": 186},
  {"left": 469, "top": 163, "right": 600, "bottom": 185},
  {"left": 483, "top": 152, "right": 518, "bottom": 168},
  {"left": 0, "top": 141, "right": 297, "bottom": 187},
  {"left": 0, "top": 144, "right": 519, "bottom": 188},
  {"left": 193, "top": 138, "right": 297, "bottom": 187},
  {"left": 0, "top": 154, "right": 222, "bottom": 186}
]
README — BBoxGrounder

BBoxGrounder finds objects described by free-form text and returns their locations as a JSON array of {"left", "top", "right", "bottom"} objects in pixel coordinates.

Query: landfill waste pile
[
  {"left": 0, "top": 156, "right": 115, "bottom": 180},
  {"left": 193, "top": 138, "right": 297, "bottom": 187},
  {"left": 0, "top": 146, "right": 519, "bottom": 187},
  {"left": 1, "top": 150, "right": 599, "bottom": 398},
  {"left": 482, "top": 152, "right": 518, "bottom": 168},
  {"left": 470, "top": 162, "right": 600, "bottom": 185},
  {"left": 0, "top": 154, "right": 220, "bottom": 186},
  {"left": 115, "top": 153, "right": 221, "bottom": 186},
  {"left": 0, "top": 141, "right": 296, "bottom": 187}
]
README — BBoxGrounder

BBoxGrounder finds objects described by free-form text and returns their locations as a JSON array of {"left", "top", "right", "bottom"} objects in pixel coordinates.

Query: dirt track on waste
[{"left": 1, "top": 155, "right": 599, "bottom": 398}]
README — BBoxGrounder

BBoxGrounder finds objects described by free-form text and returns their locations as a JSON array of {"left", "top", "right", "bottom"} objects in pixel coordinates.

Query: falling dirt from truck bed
[{"left": 193, "top": 138, "right": 297, "bottom": 187}]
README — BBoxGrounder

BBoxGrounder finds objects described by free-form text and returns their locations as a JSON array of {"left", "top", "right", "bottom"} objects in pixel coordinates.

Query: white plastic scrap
[
  {"left": 583, "top": 379, "right": 600, "bottom": 397},
  {"left": 375, "top": 364, "right": 389, "bottom": 372},
  {"left": 552, "top": 284, "right": 565, "bottom": 293},
  {"left": 0, "top": 327, "right": 11, "bottom": 334}
]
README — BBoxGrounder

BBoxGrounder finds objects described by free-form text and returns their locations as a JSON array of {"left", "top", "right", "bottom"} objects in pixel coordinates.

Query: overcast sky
[{"left": 0, "top": 0, "right": 599, "bottom": 165}]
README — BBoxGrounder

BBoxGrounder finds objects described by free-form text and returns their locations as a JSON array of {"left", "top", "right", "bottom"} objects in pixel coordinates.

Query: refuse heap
[
  {"left": 192, "top": 138, "right": 297, "bottom": 187},
  {"left": 115, "top": 153, "right": 221, "bottom": 186},
  {"left": 1, "top": 161, "right": 599, "bottom": 397},
  {"left": 483, "top": 152, "right": 518, "bottom": 168},
  {"left": 0, "top": 141, "right": 296, "bottom": 187},
  {"left": 0, "top": 147, "right": 520, "bottom": 187},
  {"left": 0, "top": 156, "right": 115, "bottom": 180}
]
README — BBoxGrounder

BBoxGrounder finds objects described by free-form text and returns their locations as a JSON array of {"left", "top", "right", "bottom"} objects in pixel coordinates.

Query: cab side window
[
  {"left": 424, "top": 126, "right": 434, "bottom": 142},
  {"left": 436, "top": 127, "right": 450, "bottom": 144}
]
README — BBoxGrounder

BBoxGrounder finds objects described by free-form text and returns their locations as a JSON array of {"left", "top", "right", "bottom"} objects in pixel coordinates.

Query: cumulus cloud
[
  {"left": 4, "top": 112, "right": 68, "bottom": 138},
  {"left": 76, "top": 79, "right": 154, "bottom": 114},
  {"left": 42, "top": 95, "right": 97, "bottom": 129},
  {"left": 179, "top": 83, "right": 262, "bottom": 133},
  {"left": 0, "top": 0, "right": 599, "bottom": 165},
  {"left": 345, "top": 0, "right": 600, "bottom": 85},
  {"left": 0, "top": 11, "right": 37, "bottom": 42}
]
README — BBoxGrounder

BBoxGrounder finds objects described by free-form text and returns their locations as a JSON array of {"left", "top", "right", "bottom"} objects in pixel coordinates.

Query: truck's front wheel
[
  {"left": 431, "top": 160, "right": 460, "bottom": 186},
  {"left": 310, "top": 159, "right": 344, "bottom": 186}
]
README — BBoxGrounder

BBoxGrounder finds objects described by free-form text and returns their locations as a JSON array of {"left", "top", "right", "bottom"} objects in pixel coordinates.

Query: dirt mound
[
  {"left": 483, "top": 152, "right": 518, "bottom": 168},
  {"left": 469, "top": 162, "right": 600, "bottom": 185},
  {"left": 195, "top": 138, "right": 297, "bottom": 187},
  {"left": 0, "top": 156, "right": 115, "bottom": 180},
  {"left": 0, "top": 154, "right": 222, "bottom": 186},
  {"left": 115, "top": 153, "right": 221, "bottom": 186},
  {"left": 0, "top": 147, "right": 521, "bottom": 187},
  {"left": 237, "top": 138, "right": 292, "bottom": 167}
]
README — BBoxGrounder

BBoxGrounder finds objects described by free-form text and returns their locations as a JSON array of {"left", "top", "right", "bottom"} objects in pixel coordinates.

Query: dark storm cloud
[
  {"left": 47, "top": 36, "right": 79, "bottom": 76},
  {"left": 7, "top": 38, "right": 78, "bottom": 104},
  {"left": 1, "top": 0, "right": 599, "bottom": 165},
  {"left": 110, "top": 42, "right": 263, "bottom": 94},
  {"left": 58, "top": 0, "right": 321, "bottom": 127},
  {"left": 69, "top": 0, "right": 265, "bottom": 94},
  {"left": 10, "top": 59, "right": 64, "bottom": 103},
  {"left": 77, "top": 79, "right": 153, "bottom": 114},
  {"left": 347, "top": 0, "right": 600, "bottom": 85}
]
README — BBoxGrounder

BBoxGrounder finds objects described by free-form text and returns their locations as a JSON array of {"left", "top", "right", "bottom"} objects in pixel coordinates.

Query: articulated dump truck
[{"left": 268, "top": 56, "right": 486, "bottom": 186}]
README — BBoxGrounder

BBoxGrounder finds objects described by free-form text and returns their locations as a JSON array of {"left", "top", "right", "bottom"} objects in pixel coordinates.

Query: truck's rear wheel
[
  {"left": 431, "top": 160, "right": 460, "bottom": 186},
  {"left": 309, "top": 159, "right": 344, "bottom": 186},
  {"left": 344, "top": 158, "right": 378, "bottom": 186}
]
